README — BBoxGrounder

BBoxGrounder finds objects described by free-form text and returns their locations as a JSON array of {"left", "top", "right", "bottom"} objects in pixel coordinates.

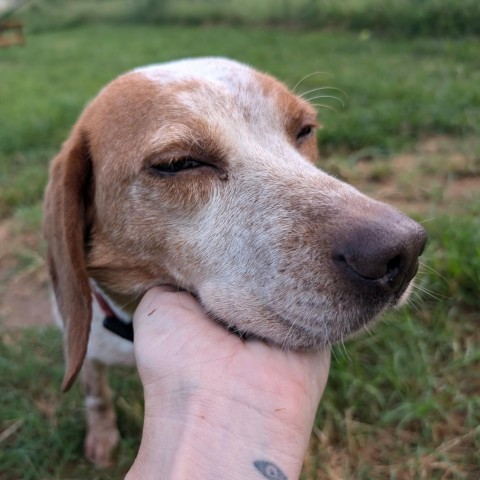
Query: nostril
[
  {"left": 333, "top": 214, "right": 427, "bottom": 292},
  {"left": 336, "top": 244, "right": 396, "bottom": 280},
  {"left": 386, "top": 254, "right": 402, "bottom": 282},
  {"left": 336, "top": 249, "right": 406, "bottom": 285}
]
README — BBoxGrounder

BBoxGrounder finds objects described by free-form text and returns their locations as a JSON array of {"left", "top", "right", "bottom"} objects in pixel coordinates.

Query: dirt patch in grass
[
  {"left": 326, "top": 136, "right": 480, "bottom": 217},
  {"left": 0, "top": 219, "right": 52, "bottom": 329},
  {"left": 446, "top": 176, "right": 480, "bottom": 203},
  {"left": 0, "top": 268, "right": 51, "bottom": 329},
  {"left": 303, "top": 422, "right": 480, "bottom": 479}
]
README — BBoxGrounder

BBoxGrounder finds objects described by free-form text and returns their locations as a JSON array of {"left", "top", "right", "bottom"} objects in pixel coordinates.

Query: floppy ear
[{"left": 43, "top": 127, "right": 93, "bottom": 392}]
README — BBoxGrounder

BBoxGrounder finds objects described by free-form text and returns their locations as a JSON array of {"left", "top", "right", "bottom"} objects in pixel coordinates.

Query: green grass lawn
[
  {"left": 17, "top": 0, "right": 480, "bottom": 37},
  {"left": 2, "top": 25, "right": 480, "bottom": 218},
  {"left": 1, "top": 21, "right": 479, "bottom": 479}
]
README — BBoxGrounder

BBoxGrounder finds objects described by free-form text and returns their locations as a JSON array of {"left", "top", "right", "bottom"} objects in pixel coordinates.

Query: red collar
[{"left": 93, "top": 289, "right": 134, "bottom": 342}]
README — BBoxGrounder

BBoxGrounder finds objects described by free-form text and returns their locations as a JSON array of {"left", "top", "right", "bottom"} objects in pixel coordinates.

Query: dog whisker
[
  {"left": 336, "top": 334, "right": 350, "bottom": 362},
  {"left": 413, "top": 283, "right": 448, "bottom": 301},
  {"left": 330, "top": 344, "right": 340, "bottom": 363},
  {"left": 419, "top": 261, "right": 448, "bottom": 283},
  {"left": 292, "top": 71, "right": 333, "bottom": 92},
  {"left": 310, "top": 103, "right": 338, "bottom": 113},
  {"left": 404, "top": 292, "right": 423, "bottom": 313},
  {"left": 280, "top": 305, "right": 300, "bottom": 351},
  {"left": 299, "top": 86, "right": 348, "bottom": 99},
  {"left": 362, "top": 321, "right": 375, "bottom": 338},
  {"left": 305, "top": 94, "right": 346, "bottom": 108},
  {"left": 418, "top": 217, "right": 436, "bottom": 224}
]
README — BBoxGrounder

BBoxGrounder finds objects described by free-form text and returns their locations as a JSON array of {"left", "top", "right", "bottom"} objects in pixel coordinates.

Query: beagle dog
[{"left": 43, "top": 57, "right": 426, "bottom": 467}]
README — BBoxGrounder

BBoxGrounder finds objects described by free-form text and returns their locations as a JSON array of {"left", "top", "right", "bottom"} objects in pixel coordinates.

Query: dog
[{"left": 43, "top": 57, "right": 427, "bottom": 467}]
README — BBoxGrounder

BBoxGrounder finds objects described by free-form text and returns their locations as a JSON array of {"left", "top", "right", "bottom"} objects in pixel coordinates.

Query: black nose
[{"left": 334, "top": 213, "right": 427, "bottom": 293}]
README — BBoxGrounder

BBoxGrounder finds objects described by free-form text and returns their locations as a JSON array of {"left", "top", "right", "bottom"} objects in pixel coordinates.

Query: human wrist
[{"left": 128, "top": 373, "right": 320, "bottom": 480}]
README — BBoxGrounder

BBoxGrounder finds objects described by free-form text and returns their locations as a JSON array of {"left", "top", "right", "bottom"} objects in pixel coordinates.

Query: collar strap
[{"left": 93, "top": 290, "right": 134, "bottom": 342}]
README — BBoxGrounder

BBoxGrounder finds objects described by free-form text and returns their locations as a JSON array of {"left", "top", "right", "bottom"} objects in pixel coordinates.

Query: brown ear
[{"left": 43, "top": 127, "right": 93, "bottom": 391}]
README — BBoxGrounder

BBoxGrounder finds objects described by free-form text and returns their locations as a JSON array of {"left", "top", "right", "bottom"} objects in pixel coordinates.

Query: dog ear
[{"left": 44, "top": 127, "right": 93, "bottom": 392}]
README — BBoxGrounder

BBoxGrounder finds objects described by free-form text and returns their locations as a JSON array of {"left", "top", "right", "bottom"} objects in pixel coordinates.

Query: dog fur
[{"left": 43, "top": 57, "right": 426, "bottom": 466}]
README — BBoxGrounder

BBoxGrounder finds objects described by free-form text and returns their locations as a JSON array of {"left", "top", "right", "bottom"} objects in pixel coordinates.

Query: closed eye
[{"left": 149, "top": 157, "right": 205, "bottom": 176}]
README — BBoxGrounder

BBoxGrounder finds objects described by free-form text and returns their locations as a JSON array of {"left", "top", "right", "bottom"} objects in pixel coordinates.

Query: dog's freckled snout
[{"left": 334, "top": 214, "right": 427, "bottom": 292}]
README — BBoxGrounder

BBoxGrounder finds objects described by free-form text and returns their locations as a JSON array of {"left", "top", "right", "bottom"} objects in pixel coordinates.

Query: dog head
[{"left": 43, "top": 58, "right": 426, "bottom": 390}]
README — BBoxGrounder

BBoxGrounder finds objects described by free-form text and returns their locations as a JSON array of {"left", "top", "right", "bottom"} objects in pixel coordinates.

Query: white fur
[{"left": 82, "top": 57, "right": 423, "bottom": 362}]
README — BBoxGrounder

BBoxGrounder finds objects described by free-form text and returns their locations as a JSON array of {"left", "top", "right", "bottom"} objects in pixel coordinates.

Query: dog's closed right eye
[
  {"left": 151, "top": 157, "right": 201, "bottom": 173},
  {"left": 150, "top": 157, "right": 204, "bottom": 176}
]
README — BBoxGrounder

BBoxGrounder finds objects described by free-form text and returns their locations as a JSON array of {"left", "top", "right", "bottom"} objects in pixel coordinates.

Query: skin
[{"left": 126, "top": 286, "right": 331, "bottom": 480}]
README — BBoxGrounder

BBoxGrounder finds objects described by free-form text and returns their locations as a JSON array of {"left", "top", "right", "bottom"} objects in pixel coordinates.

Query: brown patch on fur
[
  {"left": 43, "top": 127, "right": 93, "bottom": 391},
  {"left": 257, "top": 72, "right": 319, "bottom": 163},
  {"left": 87, "top": 240, "right": 168, "bottom": 317},
  {"left": 299, "top": 133, "right": 320, "bottom": 163},
  {"left": 85, "top": 74, "right": 228, "bottom": 226},
  {"left": 44, "top": 73, "right": 230, "bottom": 388}
]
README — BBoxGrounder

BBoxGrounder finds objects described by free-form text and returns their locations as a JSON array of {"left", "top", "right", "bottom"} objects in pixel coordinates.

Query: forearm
[{"left": 126, "top": 382, "right": 319, "bottom": 480}]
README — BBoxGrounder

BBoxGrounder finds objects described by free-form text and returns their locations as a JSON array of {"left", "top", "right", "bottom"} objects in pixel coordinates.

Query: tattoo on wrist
[{"left": 253, "top": 460, "right": 288, "bottom": 480}]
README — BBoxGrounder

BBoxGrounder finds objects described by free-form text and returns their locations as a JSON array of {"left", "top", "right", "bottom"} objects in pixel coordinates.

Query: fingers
[
  {"left": 135, "top": 286, "right": 199, "bottom": 322},
  {"left": 134, "top": 287, "right": 332, "bottom": 390},
  {"left": 135, "top": 285, "right": 181, "bottom": 316},
  {"left": 133, "top": 286, "right": 226, "bottom": 342}
]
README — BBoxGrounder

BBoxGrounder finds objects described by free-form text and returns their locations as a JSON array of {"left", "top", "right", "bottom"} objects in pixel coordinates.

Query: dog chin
[{"left": 201, "top": 301, "right": 380, "bottom": 350}]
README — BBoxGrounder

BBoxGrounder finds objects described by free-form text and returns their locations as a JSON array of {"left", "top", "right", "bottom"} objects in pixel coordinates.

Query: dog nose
[{"left": 334, "top": 213, "right": 427, "bottom": 292}]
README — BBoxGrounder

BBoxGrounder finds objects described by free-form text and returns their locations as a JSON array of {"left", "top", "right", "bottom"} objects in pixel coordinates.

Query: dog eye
[
  {"left": 296, "top": 125, "right": 314, "bottom": 142},
  {"left": 150, "top": 157, "right": 203, "bottom": 175}
]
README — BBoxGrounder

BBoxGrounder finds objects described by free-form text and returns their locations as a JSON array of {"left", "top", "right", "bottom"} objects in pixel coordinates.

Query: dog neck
[{"left": 91, "top": 282, "right": 138, "bottom": 342}]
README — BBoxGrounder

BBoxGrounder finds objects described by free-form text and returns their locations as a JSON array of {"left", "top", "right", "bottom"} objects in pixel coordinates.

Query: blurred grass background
[
  {"left": 14, "top": 0, "right": 480, "bottom": 37},
  {"left": 1, "top": 1, "right": 479, "bottom": 479}
]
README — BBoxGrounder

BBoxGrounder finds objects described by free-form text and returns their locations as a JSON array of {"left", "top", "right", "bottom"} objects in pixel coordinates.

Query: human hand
[{"left": 127, "top": 286, "right": 330, "bottom": 480}]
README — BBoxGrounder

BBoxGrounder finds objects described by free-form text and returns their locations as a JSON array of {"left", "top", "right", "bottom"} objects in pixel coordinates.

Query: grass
[
  {"left": 0, "top": 328, "right": 141, "bottom": 479},
  {"left": 18, "top": 0, "right": 480, "bottom": 37},
  {"left": 0, "top": 17, "right": 479, "bottom": 480},
  {"left": 1, "top": 25, "right": 480, "bottom": 217},
  {"left": 426, "top": 216, "right": 480, "bottom": 310}
]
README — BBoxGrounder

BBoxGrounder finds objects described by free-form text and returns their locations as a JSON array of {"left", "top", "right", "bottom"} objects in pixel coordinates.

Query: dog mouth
[
  {"left": 178, "top": 223, "right": 423, "bottom": 349},
  {"left": 185, "top": 258, "right": 421, "bottom": 348},
  {"left": 196, "top": 288, "right": 393, "bottom": 350}
]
